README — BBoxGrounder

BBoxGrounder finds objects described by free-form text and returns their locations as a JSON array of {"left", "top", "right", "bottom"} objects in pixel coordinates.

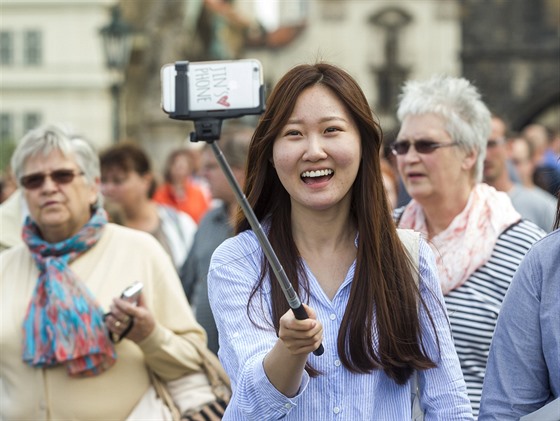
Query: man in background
[
  {"left": 484, "top": 116, "right": 556, "bottom": 232},
  {"left": 509, "top": 135, "right": 557, "bottom": 222},
  {"left": 180, "top": 123, "right": 253, "bottom": 353},
  {"left": 522, "top": 123, "right": 560, "bottom": 196}
]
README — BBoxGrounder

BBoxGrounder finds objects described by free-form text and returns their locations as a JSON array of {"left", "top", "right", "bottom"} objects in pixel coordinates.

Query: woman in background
[
  {"left": 153, "top": 148, "right": 210, "bottom": 224},
  {"left": 100, "top": 143, "right": 197, "bottom": 271}
]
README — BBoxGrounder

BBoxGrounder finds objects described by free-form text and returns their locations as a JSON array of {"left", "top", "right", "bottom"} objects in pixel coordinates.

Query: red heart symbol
[{"left": 217, "top": 96, "right": 230, "bottom": 107}]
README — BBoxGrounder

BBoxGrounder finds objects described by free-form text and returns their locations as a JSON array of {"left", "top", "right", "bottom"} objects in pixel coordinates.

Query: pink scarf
[{"left": 398, "top": 183, "right": 521, "bottom": 294}]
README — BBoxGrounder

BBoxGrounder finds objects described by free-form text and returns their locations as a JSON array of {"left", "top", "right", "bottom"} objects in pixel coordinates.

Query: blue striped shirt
[{"left": 208, "top": 229, "right": 473, "bottom": 420}]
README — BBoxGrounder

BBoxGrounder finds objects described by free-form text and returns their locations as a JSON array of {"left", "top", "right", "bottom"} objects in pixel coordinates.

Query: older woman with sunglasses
[
  {"left": 0, "top": 124, "right": 208, "bottom": 420},
  {"left": 392, "top": 76, "right": 546, "bottom": 418}
]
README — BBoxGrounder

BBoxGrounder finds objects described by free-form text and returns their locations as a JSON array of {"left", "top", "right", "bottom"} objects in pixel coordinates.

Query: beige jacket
[{"left": 0, "top": 189, "right": 25, "bottom": 251}]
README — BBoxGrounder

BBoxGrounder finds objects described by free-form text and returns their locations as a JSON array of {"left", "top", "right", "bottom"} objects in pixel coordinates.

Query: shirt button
[
  {"left": 333, "top": 406, "right": 340, "bottom": 414},
  {"left": 329, "top": 313, "right": 336, "bottom": 320},
  {"left": 334, "top": 360, "right": 341, "bottom": 367},
  {"left": 284, "top": 403, "right": 292, "bottom": 409}
]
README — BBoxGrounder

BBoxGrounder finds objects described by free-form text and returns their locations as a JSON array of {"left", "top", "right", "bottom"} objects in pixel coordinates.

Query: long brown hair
[{"left": 237, "top": 63, "right": 439, "bottom": 384}]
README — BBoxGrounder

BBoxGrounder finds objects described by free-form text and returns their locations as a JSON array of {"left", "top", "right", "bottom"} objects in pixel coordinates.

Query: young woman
[
  {"left": 99, "top": 143, "right": 197, "bottom": 271},
  {"left": 208, "top": 63, "right": 473, "bottom": 419}
]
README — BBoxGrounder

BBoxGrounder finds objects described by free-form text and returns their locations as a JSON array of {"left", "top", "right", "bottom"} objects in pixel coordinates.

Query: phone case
[{"left": 161, "top": 59, "right": 263, "bottom": 115}]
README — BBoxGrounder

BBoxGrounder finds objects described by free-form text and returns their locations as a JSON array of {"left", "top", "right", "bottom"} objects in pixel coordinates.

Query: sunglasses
[
  {"left": 391, "top": 140, "right": 459, "bottom": 155},
  {"left": 20, "top": 169, "right": 85, "bottom": 190}
]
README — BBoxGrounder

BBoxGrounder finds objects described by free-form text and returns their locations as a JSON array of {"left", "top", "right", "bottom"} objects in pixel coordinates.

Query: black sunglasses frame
[
  {"left": 391, "top": 140, "right": 459, "bottom": 156},
  {"left": 20, "top": 169, "right": 85, "bottom": 190}
]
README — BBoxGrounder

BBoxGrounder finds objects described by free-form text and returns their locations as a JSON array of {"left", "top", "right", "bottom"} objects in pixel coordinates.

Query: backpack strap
[
  {"left": 396, "top": 228, "right": 420, "bottom": 281},
  {"left": 396, "top": 228, "right": 424, "bottom": 421}
]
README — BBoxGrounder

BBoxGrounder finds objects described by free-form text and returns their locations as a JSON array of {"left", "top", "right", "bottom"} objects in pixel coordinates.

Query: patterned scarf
[
  {"left": 21, "top": 207, "right": 116, "bottom": 377},
  {"left": 398, "top": 183, "right": 521, "bottom": 294}
]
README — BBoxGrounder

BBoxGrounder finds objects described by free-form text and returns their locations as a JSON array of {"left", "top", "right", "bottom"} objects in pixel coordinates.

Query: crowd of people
[
  {"left": 0, "top": 62, "right": 558, "bottom": 420},
  {"left": 0, "top": 125, "right": 209, "bottom": 419}
]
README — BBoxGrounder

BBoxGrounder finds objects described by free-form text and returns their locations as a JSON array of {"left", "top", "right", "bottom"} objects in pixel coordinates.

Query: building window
[
  {"left": 24, "top": 30, "right": 42, "bottom": 66},
  {"left": 0, "top": 114, "right": 14, "bottom": 142},
  {"left": 0, "top": 31, "right": 13, "bottom": 65},
  {"left": 23, "top": 112, "right": 42, "bottom": 134}
]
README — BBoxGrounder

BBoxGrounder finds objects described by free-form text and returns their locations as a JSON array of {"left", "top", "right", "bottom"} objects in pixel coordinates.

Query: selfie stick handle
[{"left": 208, "top": 140, "right": 324, "bottom": 357}]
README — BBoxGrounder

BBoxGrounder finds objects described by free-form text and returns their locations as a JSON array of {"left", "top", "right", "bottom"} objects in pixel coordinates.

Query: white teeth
[{"left": 301, "top": 169, "right": 334, "bottom": 178}]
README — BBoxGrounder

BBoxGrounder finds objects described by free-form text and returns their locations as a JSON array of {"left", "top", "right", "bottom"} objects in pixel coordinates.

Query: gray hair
[
  {"left": 396, "top": 75, "right": 491, "bottom": 182},
  {"left": 11, "top": 123, "right": 103, "bottom": 207}
]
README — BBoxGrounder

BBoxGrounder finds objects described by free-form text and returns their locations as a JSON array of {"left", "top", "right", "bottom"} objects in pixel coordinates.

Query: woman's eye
[
  {"left": 325, "top": 127, "right": 341, "bottom": 133},
  {"left": 284, "top": 130, "right": 301, "bottom": 137}
]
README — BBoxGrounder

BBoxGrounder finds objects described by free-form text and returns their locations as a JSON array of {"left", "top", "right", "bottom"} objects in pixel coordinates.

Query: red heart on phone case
[{"left": 217, "top": 96, "right": 230, "bottom": 107}]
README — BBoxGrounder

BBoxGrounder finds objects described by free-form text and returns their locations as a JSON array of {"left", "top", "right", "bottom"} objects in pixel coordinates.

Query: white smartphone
[
  {"left": 120, "top": 281, "right": 143, "bottom": 305},
  {"left": 161, "top": 59, "right": 264, "bottom": 119}
]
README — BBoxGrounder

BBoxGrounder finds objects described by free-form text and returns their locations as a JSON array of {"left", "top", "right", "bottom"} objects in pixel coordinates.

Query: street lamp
[{"left": 99, "top": 5, "right": 134, "bottom": 143}]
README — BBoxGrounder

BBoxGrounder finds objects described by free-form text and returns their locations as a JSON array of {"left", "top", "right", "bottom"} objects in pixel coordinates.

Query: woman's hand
[
  {"left": 278, "top": 304, "right": 323, "bottom": 356},
  {"left": 263, "top": 304, "right": 324, "bottom": 397},
  {"left": 105, "top": 293, "right": 155, "bottom": 343}
]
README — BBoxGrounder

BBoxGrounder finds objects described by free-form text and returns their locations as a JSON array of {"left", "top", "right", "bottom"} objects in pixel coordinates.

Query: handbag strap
[
  {"left": 191, "top": 341, "right": 231, "bottom": 403},
  {"left": 148, "top": 341, "right": 232, "bottom": 420},
  {"left": 149, "top": 370, "right": 182, "bottom": 421}
]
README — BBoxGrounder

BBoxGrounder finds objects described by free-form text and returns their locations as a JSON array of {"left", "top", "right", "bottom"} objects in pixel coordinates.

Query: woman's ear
[
  {"left": 89, "top": 176, "right": 101, "bottom": 206},
  {"left": 141, "top": 172, "right": 153, "bottom": 184},
  {"left": 461, "top": 148, "right": 478, "bottom": 172},
  {"left": 142, "top": 173, "right": 157, "bottom": 198}
]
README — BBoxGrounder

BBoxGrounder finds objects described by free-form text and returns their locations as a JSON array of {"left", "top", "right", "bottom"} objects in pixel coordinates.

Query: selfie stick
[{"left": 191, "top": 120, "right": 324, "bottom": 356}]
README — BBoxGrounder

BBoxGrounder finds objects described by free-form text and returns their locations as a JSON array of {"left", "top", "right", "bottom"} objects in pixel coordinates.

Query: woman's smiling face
[{"left": 272, "top": 84, "right": 362, "bottom": 213}]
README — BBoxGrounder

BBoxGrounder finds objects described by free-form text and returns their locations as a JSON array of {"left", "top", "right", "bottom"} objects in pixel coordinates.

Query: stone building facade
[
  {"left": 460, "top": 0, "right": 559, "bottom": 131},
  {"left": 1, "top": 0, "right": 557, "bottom": 172}
]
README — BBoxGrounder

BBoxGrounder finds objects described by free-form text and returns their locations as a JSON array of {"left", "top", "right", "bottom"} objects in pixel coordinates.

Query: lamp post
[{"left": 99, "top": 5, "right": 134, "bottom": 143}]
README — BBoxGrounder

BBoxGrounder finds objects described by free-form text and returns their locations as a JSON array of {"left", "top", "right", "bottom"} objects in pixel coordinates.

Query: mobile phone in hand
[{"left": 121, "top": 281, "right": 143, "bottom": 305}]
